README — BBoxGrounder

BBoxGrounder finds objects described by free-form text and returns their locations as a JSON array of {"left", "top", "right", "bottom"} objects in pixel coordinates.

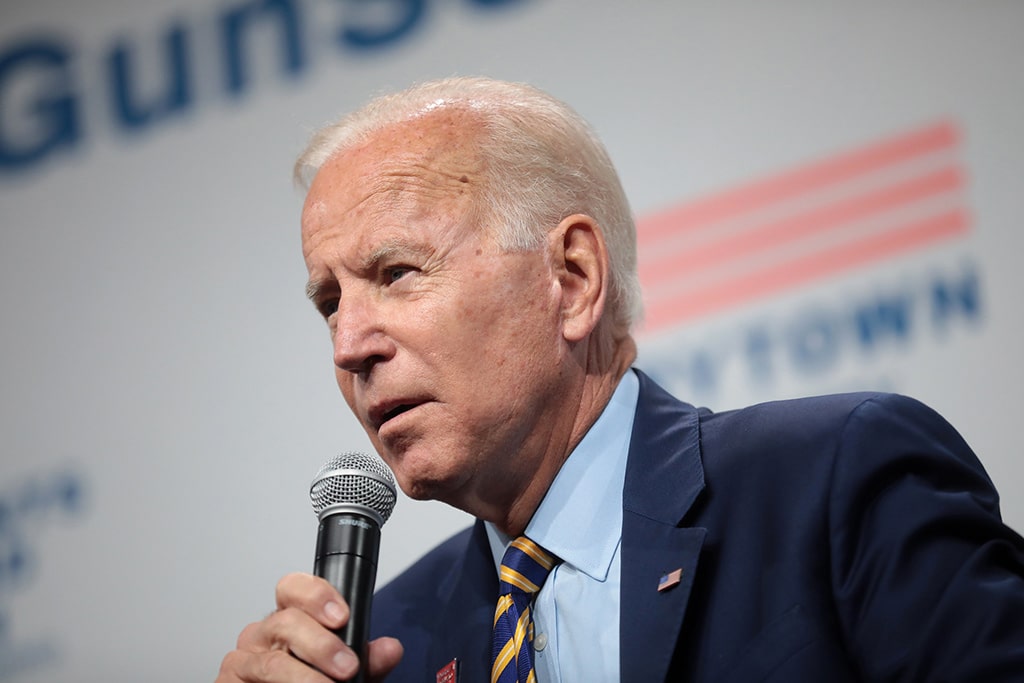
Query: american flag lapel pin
[{"left": 658, "top": 568, "right": 683, "bottom": 592}]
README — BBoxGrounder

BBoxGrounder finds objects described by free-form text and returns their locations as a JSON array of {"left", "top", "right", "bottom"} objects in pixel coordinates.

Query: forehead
[{"left": 302, "top": 109, "right": 486, "bottom": 235}]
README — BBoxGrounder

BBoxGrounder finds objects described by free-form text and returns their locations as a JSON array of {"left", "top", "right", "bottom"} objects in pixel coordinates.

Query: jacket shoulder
[{"left": 697, "top": 391, "right": 954, "bottom": 463}]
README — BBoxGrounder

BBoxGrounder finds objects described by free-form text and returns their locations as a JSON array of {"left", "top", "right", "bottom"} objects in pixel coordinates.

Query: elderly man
[{"left": 218, "top": 77, "right": 1024, "bottom": 682}]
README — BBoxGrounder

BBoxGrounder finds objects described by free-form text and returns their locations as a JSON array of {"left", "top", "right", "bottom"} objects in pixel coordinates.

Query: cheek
[
  {"left": 461, "top": 306, "right": 560, "bottom": 386},
  {"left": 335, "top": 370, "right": 358, "bottom": 409},
  {"left": 492, "top": 278, "right": 560, "bottom": 341}
]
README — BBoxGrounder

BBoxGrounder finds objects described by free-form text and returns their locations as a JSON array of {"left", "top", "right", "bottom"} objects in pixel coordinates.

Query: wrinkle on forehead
[
  {"left": 346, "top": 107, "right": 486, "bottom": 181},
  {"left": 301, "top": 110, "right": 488, "bottom": 261},
  {"left": 301, "top": 164, "right": 478, "bottom": 255},
  {"left": 364, "top": 163, "right": 475, "bottom": 212}
]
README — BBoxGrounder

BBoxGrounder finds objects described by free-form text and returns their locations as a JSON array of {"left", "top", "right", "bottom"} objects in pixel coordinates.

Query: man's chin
[
  {"left": 395, "top": 474, "right": 449, "bottom": 502},
  {"left": 375, "top": 440, "right": 471, "bottom": 501},
  {"left": 391, "top": 464, "right": 466, "bottom": 505}
]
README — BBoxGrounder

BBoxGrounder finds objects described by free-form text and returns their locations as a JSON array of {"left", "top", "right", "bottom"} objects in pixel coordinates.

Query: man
[{"left": 218, "top": 77, "right": 1024, "bottom": 682}]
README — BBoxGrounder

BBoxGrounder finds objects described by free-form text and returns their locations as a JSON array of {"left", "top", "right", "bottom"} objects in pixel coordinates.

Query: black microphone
[{"left": 310, "top": 452, "right": 397, "bottom": 683}]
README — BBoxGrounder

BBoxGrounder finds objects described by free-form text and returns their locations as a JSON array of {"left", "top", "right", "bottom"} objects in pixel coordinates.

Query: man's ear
[{"left": 551, "top": 214, "right": 609, "bottom": 342}]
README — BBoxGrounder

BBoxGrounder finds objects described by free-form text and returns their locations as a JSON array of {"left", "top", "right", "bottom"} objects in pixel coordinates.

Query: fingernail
[
  {"left": 324, "top": 601, "right": 345, "bottom": 624},
  {"left": 333, "top": 650, "right": 357, "bottom": 677}
]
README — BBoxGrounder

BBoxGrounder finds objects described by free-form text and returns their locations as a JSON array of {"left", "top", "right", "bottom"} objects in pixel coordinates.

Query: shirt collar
[{"left": 485, "top": 369, "right": 639, "bottom": 581}]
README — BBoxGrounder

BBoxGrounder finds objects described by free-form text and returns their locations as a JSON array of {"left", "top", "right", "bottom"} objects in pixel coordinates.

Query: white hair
[{"left": 295, "top": 76, "right": 642, "bottom": 332}]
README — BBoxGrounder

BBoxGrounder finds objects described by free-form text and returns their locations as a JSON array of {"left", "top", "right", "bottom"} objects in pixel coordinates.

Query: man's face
[{"left": 301, "top": 114, "right": 571, "bottom": 513}]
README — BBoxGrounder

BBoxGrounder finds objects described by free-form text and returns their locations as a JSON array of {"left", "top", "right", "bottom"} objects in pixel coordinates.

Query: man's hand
[{"left": 217, "top": 573, "right": 403, "bottom": 682}]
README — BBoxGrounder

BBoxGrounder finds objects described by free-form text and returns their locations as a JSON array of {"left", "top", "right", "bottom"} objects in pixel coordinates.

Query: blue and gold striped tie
[{"left": 491, "top": 536, "right": 559, "bottom": 683}]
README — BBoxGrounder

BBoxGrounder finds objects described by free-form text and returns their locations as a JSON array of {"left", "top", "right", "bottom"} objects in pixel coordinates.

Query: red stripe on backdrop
[
  {"left": 638, "top": 121, "right": 959, "bottom": 242},
  {"left": 641, "top": 208, "right": 970, "bottom": 332},
  {"left": 641, "top": 165, "right": 965, "bottom": 288}
]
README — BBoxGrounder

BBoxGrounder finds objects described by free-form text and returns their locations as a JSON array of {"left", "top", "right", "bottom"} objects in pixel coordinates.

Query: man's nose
[{"left": 332, "top": 298, "right": 394, "bottom": 373}]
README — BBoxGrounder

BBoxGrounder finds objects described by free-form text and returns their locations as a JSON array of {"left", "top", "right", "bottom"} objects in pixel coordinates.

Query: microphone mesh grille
[{"left": 309, "top": 452, "right": 397, "bottom": 524}]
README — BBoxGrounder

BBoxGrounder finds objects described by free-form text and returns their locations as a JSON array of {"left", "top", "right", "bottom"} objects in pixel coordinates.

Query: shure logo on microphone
[{"left": 336, "top": 518, "right": 372, "bottom": 530}]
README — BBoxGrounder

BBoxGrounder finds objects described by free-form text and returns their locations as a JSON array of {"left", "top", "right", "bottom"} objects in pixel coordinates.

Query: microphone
[{"left": 310, "top": 452, "right": 397, "bottom": 682}]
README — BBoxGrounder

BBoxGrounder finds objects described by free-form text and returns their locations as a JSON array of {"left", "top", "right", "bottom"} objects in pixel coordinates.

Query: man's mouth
[
  {"left": 372, "top": 400, "right": 426, "bottom": 430},
  {"left": 382, "top": 403, "right": 416, "bottom": 423}
]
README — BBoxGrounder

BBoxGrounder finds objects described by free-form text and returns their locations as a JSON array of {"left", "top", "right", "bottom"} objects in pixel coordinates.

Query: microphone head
[{"left": 309, "top": 452, "right": 397, "bottom": 526}]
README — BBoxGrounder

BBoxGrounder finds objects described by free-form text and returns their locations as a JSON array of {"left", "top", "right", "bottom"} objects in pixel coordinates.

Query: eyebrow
[
  {"left": 304, "top": 242, "right": 433, "bottom": 303},
  {"left": 305, "top": 279, "right": 329, "bottom": 302}
]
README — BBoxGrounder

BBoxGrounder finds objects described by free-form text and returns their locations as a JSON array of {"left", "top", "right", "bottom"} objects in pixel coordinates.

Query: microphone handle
[{"left": 314, "top": 512, "right": 382, "bottom": 683}]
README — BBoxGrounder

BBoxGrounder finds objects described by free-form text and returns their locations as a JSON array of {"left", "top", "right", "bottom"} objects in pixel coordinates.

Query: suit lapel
[
  {"left": 620, "top": 370, "right": 707, "bottom": 683},
  {"left": 427, "top": 520, "right": 496, "bottom": 682}
]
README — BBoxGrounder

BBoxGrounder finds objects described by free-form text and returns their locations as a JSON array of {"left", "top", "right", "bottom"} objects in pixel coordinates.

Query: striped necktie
[{"left": 491, "top": 536, "right": 559, "bottom": 683}]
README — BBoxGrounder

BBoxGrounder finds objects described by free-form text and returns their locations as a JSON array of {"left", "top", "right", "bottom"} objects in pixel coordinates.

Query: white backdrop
[{"left": 1, "top": 2, "right": 1021, "bottom": 681}]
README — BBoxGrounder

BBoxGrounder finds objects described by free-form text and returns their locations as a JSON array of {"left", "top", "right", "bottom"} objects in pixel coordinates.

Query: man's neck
[{"left": 489, "top": 334, "right": 638, "bottom": 536}]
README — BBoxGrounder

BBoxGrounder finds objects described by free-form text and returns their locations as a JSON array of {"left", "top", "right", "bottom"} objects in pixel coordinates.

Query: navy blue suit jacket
[{"left": 371, "top": 370, "right": 1024, "bottom": 681}]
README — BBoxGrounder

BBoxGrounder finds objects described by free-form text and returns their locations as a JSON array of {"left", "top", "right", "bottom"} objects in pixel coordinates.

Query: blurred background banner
[{"left": 1, "top": 1, "right": 1021, "bottom": 680}]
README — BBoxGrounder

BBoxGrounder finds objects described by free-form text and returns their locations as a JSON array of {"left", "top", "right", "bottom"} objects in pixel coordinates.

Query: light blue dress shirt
[{"left": 485, "top": 369, "right": 639, "bottom": 682}]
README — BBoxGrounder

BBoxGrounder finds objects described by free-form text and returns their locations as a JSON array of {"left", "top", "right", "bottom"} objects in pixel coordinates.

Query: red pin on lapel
[
  {"left": 436, "top": 658, "right": 459, "bottom": 683},
  {"left": 658, "top": 568, "right": 683, "bottom": 592}
]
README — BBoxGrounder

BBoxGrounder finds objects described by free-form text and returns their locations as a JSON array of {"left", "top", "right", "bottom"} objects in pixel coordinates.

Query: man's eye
[
  {"left": 386, "top": 267, "right": 412, "bottom": 283},
  {"left": 318, "top": 299, "right": 339, "bottom": 319}
]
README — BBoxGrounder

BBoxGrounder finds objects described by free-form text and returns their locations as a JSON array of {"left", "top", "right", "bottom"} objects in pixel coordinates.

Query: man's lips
[{"left": 369, "top": 399, "right": 429, "bottom": 430}]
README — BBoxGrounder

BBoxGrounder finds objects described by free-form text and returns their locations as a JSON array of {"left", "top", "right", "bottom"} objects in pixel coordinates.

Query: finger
[
  {"left": 275, "top": 572, "right": 349, "bottom": 629},
  {"left": 236, "top": 607, "right": 359, "bottom": 680},
  {"left": 218, "top": 646, "right": 337, "bottom": 683},
  {"left": 365, "top": 636, "right": 404, "bottom": 682}
]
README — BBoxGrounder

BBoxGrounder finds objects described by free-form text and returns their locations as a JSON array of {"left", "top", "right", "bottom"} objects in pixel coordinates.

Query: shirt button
[{"left": 534, "top": 633, "right": 548, "bottom": 652}]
